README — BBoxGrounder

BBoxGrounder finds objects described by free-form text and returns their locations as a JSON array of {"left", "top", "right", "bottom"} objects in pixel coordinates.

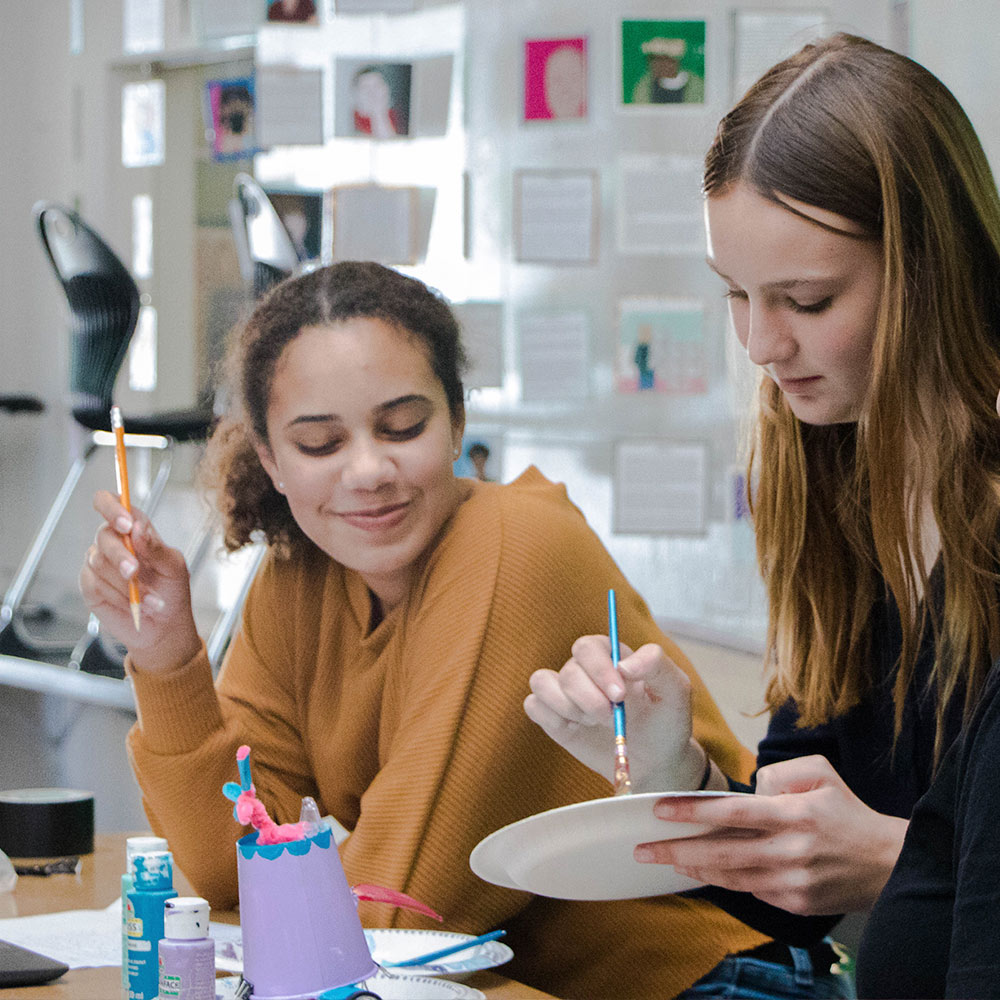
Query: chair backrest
[
  {"left": 229, "top": 173, "right": 299, "bottom": 300},
  {"left": 35, "top": 202, "right": 140, "bottom": 422}
]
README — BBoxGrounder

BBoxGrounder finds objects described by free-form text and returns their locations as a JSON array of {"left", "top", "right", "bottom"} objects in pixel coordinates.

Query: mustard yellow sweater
[{"left": 127, "top": 468, "right": 766, "bottom": 998}]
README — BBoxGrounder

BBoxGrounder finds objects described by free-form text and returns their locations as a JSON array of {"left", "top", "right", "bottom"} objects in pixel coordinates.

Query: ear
[{"left": 254, "top": 440, "right": 284, "bottom": 494}]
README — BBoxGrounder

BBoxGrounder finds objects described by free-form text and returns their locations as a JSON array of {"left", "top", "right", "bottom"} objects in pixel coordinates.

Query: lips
[
  {"left": 776, "top": 375, "right": 821, "bottom": 395},
  {"left": 337, "top": 501, "right": 410, "bottom": 531}
]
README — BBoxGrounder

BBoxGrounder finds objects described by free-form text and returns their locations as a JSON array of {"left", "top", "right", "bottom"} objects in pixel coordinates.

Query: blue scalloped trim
[{"left": 237, "top": 826, "right": 332, "bottom": 859}]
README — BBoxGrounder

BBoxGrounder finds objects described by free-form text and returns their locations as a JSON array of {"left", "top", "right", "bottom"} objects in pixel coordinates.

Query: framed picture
[
  {"left": 620, "top": 18, "right": 707, "bottom": 107},
  {"left": 333, "top": 59, "right": 412, "bottom": 138},
  {"left": 613, "top": 440, "right": 708, "bottom": 535},
  {"left": 266, "top": 0, "right": 319, "bottom": 23},
  {"left": 523, "top": 36, "right": 588, "bottom": 122},
  {"left": 513, "top": 169, "right": 598, "bottom": 264},
  {"left": 121, "top": 80, "right": 165, "bottom": 168},
  {"left": 204, "top": 76, "right": 258, "bottom": 161},
  {"left": 264, "top": 189, "right": 325, "bottom": 262},
  {"left": 454, "top": 434, "right": 504, "bottom": 483},
  {"left": 731, "top": 9, "right": 828, "bottom": 100},
  {"left": 331, "top": 184, "right": 419, "bottom": 264},
  {"left": 616, "top": 298, "right": 707, "bottom": 395}
]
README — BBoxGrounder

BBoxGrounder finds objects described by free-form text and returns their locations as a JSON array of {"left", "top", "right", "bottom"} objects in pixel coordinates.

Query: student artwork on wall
[
  {"left": 616, "top": 153, "right": 705, "bottom": 254},
  {"left": 123, "top": 0, "right": 164, "bottom": 54},
  {"left": 331, "top": 184, "right": 420, "bottom": 264},
  {"left": 257, "top": 66, "right": 324, "bottom": 147},
  {"left": 613, "top": 440, "right": 708, "bottom": 535},
  {"left": 616, "top": 298, "right": 707, "bottom": 395},
  {"left": 332, "top": 0, "right": 415, "bottom": 12},
  {"left": 620, "top": 18, "right": 707, "bottom": 107},
  {"left": 265, "top": 189, "right": 325, "bottom": 262},
  {"left": 523, "top": 37, "right": 588, "bottom": 122},
  {"left": 454, "top": 434, "right": 504, "bottom": 483},
  {"left": 121, "top": 80, "right": 165, "bottom": 168},
  {"left": 266, "top": 0, "right": 319, "bottom": 23},
  {"left": 333, "top": 59, "right": 412, "bottom": 138},
  {"left": 517, "top": 310, "right": 591, "bottom": 401},
  {"left": 204, "top": 76, "right": 259, "bottom": 161},
  {"left": 513, "top": 169, "right": 598, "bottom": 264},
  {"left": 451, "top": 301, "right": 504, "bottom": 388},
  {"left": 197, "top": 0, "right": 262, "bottom": 39},
  {"left": 731, "top": 9, "right": 828, "bottom": 101}
]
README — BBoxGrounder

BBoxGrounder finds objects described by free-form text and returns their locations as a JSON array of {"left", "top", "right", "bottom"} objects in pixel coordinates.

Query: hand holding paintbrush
[{"left": 525, "top": 599, "right": 716, "bottom": 793}]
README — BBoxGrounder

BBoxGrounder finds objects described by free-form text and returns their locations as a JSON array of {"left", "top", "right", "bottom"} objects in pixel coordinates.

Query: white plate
[
  {"left": 364, "top": 971, "right": 485, "bottom": 999},
  {"left": 365, "top": 928, "right": 512, "bottom": 979},
  {"left": 470, "top": 790, "right": 745, "bottom": 901}
]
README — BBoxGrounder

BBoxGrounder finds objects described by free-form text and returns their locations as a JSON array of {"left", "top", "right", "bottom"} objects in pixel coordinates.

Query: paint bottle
[
  {"left": 157, "top": 896, "right": 215, "bottom": 999},
  {"left": 121, "top": 836, "right": 168, "bottom": 1000},
  {"left": 125, "top": 849, "right": 177, "bottom": 1000}
]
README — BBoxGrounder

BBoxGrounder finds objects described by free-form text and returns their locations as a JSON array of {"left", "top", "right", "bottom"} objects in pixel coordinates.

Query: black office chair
[
  {"left": 0, "top": 203, "right": 216, "bottom": 676},
  {"left": 228, "top": 173, "right": 300, "bottom": 299}
]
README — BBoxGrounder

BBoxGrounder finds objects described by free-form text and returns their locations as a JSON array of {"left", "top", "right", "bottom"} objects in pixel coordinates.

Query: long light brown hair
[{"left": 704, "top": 34, "right": 1000, "bottom": 760}]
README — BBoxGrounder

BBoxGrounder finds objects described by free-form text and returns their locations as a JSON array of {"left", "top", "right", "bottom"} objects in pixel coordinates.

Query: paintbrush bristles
[{"left": 613, "top": 735, "right": 633, "bottom": 795}]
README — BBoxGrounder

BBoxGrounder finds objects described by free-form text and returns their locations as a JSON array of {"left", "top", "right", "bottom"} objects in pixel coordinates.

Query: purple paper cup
[{"left": 236, "top": 828, "right": 377, "bottom": 999}]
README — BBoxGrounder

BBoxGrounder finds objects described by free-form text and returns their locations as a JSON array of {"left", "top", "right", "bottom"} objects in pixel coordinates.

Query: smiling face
[
  {"left": 705, "top": 182, "right": 883, "bottom": 425},
  {"left": 256, "top": 317, "right": 464, "bottom": 612}
]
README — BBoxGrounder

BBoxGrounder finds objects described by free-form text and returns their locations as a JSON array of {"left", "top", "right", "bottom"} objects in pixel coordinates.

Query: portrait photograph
[
  {"left": 266, "top": 0, "right": 319, "bottom": 23},
  {"left": 265, "top": 189, "right": 325, "bottom": 262},
  {"left": 620, "top": 19, "right": 707, "bottom": 107},
  {"left": 523, "top": 36, "right": 588, "bottom": 122},
  {"left": 204, "top": 76, "right": 258, "bottom": 161},
  {"left": 334, "top": 59, "right": 412, "bottom": 138}
]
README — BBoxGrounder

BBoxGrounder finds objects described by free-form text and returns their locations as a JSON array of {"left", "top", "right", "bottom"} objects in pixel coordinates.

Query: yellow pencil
[{"left": 110, "top": 406, "right": 141, "bottom": 632}]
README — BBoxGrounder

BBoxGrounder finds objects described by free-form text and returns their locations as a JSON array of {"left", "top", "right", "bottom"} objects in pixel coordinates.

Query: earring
[
  {"left": 277, "top": 481, "right": 285, "bottom": 490},
  {"left": 453, "top": 448, "right": 460, "bottom": 458}
]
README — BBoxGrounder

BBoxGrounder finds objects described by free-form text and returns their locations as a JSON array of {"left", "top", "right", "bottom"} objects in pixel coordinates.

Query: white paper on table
[
  {"left": 0, "top": 901, "right": 121, "bottom": 967},
  {"left": 0, "top": 897, "right": 245, "bottom": 972}
]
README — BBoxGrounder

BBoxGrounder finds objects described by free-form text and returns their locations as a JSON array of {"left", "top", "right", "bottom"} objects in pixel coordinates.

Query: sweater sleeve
[
  {"left": 339, "top": 469, "right": 754, "bottom": 932},
  {"left": 126, "top": 551, "right": 320, "bottom": 908}
]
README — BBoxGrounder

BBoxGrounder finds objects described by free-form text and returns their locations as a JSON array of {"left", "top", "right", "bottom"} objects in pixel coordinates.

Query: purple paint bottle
[{"left": 157, "top": 897, "right": 215, "bottom": 1000}]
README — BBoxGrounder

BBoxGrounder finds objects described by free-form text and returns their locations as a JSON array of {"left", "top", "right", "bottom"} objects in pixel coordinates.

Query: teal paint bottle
[
  {"left": 125, "top": 850, "right": 177, "bottom": 1000},
  {"left": 121, "top": 836, "right": 168, "bottom": 1000}
]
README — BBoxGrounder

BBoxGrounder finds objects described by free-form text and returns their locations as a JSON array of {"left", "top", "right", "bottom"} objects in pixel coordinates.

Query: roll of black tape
[{"left": 0, "top": 788, "right": 95, "bottom": 858}]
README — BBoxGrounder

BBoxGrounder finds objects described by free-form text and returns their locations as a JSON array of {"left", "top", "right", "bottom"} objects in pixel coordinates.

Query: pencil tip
[{"left": 131, "top": 605, "right": 142, "bottom": 632}]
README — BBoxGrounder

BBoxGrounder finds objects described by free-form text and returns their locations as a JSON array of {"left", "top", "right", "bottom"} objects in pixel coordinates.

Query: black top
[
  {"left": 856, "top": 659, "right": 1000, "bottom": 998},
  {"left": 692, "top": 569, "right": 968, "bottom": 945}
]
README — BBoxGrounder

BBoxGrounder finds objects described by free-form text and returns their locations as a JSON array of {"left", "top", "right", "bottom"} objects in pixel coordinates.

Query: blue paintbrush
[{"left": 608, "top": 589, "right": 632, "bottom": 795}]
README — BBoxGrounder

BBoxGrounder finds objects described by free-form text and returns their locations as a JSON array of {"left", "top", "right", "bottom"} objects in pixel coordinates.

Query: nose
[
  {"left": 340, "top": 436, "right": 393, "bottom": 490},
  {"left": 741, "top": 302, "right": 796, "bottom": 370}
]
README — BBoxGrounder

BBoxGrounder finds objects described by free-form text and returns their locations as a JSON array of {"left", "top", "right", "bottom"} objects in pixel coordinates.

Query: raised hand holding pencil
[{"left": 110, "top": 405, "right": 142, "bottom": 633}]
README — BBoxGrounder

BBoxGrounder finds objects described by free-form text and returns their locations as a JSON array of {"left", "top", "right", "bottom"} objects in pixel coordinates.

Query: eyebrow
[
  {"left": 286, "top": 394, "right": 431, "bottom": 428},
  {"left": 705, "top": 257, "right": 835, "bottom": 291}
]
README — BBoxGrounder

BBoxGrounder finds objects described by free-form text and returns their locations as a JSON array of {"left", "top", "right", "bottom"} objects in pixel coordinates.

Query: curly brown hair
[{"left": 201, "top": 261, "right": 467, "bottom": 555}]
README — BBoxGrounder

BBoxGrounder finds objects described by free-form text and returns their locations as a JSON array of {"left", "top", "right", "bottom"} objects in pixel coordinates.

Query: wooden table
[{"left": 3, "top": 834, "right": 554, "bottom": 999}]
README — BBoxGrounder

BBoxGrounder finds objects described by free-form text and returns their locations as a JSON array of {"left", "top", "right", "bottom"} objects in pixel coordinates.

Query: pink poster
[{"left": 523, "top": 37, "right": 588, "bottom": 121}]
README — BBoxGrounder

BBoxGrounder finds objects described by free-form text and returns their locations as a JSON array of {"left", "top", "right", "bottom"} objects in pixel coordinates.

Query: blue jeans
[{"left": 675, "top": 942, "right": 856, "bottom": 1000}]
